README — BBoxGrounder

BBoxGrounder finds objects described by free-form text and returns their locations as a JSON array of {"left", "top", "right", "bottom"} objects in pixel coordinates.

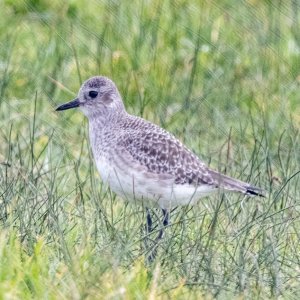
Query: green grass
[{"left": 1, "top": 0, "right": 300, "bottom": 298}]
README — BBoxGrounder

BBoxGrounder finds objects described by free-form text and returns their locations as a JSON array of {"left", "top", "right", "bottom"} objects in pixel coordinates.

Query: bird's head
[{"left": 56, "top": 76, "right": 125, "bottom": 119}]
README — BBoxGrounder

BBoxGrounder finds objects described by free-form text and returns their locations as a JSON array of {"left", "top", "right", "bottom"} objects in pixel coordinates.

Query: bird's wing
[
  {"left": 118, "top": 118, "right": 215, "bottom": 186},
  {"left": 117, "top": 117, "right": 264, "bottom": 196}
]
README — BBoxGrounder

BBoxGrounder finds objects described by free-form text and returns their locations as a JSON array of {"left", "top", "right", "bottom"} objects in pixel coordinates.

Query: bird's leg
[
  {"left": 162, "top": 209, "right": 169, "bottom": 227},
  {"left": 146, "top": 209, "right": 170, "bottom": 263},
  {"left": 146, "top": 207, "right": 153, "bottom": 234},
  {"left": 145, "top": 208, "right": 156, "bottom": 263},
  {"left": 156, "top": 209, "right": 169, "bottom": 241}
]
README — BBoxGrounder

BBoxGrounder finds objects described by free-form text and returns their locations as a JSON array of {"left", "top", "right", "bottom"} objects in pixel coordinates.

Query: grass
[{"left": 0, "top": 0, "right": 300, "bottom": 298}]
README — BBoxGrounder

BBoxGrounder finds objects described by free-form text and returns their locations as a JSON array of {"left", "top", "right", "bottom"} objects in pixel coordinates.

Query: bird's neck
[
  {"left": 88, "top": 109, "right": 127, "bottom": 156},
  {"left": 87, "top": 105, "right": 126, "bottom": 126}
]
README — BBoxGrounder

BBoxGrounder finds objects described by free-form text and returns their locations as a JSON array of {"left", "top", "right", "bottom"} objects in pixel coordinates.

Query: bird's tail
[{"left": 210, "top": 170, "right": 265, "bottom": 197}]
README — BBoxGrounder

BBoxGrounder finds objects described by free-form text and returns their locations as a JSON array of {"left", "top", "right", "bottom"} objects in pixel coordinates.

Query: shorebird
[{"left": 56, "top": 76, "right": 263, "bottom": 239}]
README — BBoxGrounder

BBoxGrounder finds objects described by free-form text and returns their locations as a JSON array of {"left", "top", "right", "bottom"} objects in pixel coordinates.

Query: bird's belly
[
  {"left": 94, "top": 156, "right": 217, "bottom": 209},
  {"left": 94, "top": 156, "right": 163, "bottom": 206}
]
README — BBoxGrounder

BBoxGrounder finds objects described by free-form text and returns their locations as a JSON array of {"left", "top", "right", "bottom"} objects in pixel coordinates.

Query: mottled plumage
[{"left": 56, "top": 76, "right": 263, "bottom": 210}]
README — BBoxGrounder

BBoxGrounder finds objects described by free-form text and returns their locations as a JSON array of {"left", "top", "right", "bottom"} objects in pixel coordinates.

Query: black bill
[{"left": 56, "top": 98, "right": 80, "bottom": 111}]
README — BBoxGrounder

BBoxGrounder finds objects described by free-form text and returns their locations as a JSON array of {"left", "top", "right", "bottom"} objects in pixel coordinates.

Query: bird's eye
[{"left": 89, "top": 91, "right": 98, "bottom": 98}]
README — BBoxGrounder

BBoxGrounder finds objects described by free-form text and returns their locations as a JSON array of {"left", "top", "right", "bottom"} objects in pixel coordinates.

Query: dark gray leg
[
  {"left": 145, "top": 208, "right": 155, "bottom": 263},
  {"left": 146, "top": 209, "right": 170, "bottom": 263},
  {"left": 146, "top": 207, "right": 152, "bottom": 234},
  {"left": 162, "top": 209, "right": 169, "bottom": 227},
  {"left": 156, "top": 209, "right": 169, "bottom": 241}
]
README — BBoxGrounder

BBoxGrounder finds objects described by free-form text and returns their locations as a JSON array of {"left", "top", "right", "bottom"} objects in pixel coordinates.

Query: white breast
[
  {"left": 94, "top": 155, "right": 162, "bottom": 204},
  {"left": 94, "top": 155, "right": 217, "bottom": 209}
]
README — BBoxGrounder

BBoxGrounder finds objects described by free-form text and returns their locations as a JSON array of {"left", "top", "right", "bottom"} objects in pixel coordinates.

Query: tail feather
[
  {"left": 209, "top": 170, "right": 265, "bottom": 197},
  {"left": 245, "top": 186, "right": 265, "bottom": 197}
]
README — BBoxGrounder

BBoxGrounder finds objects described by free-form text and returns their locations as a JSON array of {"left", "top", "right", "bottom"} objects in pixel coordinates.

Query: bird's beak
[{"left": 55, "top": 98, "right": 80, "bottom": 111}]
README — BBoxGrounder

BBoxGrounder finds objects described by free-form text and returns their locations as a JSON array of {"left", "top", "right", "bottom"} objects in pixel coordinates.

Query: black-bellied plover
[{"left": 56, "top": 76, "right": 263, "bottom": 239}]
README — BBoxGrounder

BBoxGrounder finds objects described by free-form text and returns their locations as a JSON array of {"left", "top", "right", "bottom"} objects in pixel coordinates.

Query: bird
[{"left": 56, "top": 76, "right": 264, "bottom": 240}]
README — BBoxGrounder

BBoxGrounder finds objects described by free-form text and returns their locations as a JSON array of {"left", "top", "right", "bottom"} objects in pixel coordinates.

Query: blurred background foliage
[{"left": 0, "top": 0, "right": 300, "bottom": 298}]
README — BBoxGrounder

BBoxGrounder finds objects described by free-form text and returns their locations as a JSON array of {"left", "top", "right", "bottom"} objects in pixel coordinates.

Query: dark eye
[{"left": 89, "top": 91, "right": 98, "bottom": 98}]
